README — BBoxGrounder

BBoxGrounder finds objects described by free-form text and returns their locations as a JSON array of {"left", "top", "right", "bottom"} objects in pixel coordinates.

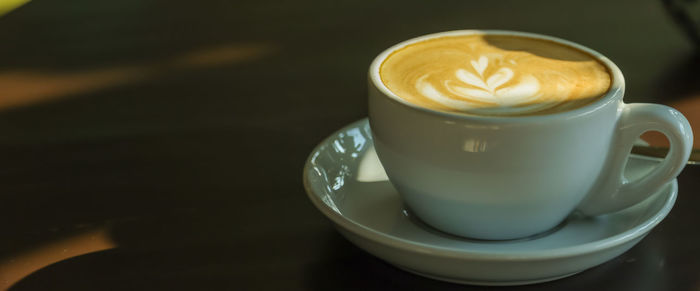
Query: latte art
[
  {"left": 417, "top": 56, "right": 544, "bottom": 113},
  {"left": 380, "top": 35, "right": 611, "bottom": 116}
]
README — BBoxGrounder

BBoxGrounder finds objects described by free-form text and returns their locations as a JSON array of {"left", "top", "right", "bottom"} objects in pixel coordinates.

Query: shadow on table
[
  {"left": 0, "top": 120, "right": 326, "bottom": 289},
  {"left": 301, "top": 231, "right": 670, "bottom": 291}
]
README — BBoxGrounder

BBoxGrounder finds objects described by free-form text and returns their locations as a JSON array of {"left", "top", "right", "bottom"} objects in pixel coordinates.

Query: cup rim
[{"left": 369, "top": 30, "right": 625, "bottom": 122}]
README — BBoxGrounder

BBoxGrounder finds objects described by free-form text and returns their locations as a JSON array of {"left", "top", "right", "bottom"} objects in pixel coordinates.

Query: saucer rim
[{"left": 303, "top": 118, "right": 677, "bottom": 261}]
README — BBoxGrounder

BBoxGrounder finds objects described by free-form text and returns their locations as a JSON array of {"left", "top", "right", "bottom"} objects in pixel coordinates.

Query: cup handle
[{"left": 577, "top": 103, "right": 693, "bottom": 216}]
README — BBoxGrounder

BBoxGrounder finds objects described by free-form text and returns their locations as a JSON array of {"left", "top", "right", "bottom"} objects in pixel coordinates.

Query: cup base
[{"left": 402, "top": 205, "right": 572, "bottom": 242}]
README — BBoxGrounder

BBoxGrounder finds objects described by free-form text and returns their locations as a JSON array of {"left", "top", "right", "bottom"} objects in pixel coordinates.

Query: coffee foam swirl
[{"left": 380, "top": 35, "right": 611, "bottom": 116}]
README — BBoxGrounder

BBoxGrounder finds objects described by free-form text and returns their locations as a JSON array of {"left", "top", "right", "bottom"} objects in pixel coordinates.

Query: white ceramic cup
[{"left": 368, "top": 30, "right": 693, "bottom": 240}]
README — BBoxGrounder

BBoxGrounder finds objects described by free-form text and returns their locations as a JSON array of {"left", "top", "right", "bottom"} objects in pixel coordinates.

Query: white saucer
[{"left": 303, "top": 118, "right": 677, "bottom": 286}]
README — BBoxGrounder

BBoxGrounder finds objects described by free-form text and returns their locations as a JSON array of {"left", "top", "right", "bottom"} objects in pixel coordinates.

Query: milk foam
[{"left": 380, "top": 35, "right": 611, "bottom": 116}]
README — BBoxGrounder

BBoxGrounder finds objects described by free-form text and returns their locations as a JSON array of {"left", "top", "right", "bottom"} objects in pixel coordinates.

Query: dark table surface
[{"left": 0, "top": 0, "right": 699, "bottom": 290}]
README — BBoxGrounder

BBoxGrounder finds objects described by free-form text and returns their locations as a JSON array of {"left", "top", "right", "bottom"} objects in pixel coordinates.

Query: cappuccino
[{"left": 380, "top": 34, "right": 612, "bottom": 116}]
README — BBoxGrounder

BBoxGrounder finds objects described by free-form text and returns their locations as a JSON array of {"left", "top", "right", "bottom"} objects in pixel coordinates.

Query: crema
[{"left": 380, "top": 35, "right": 611, "bottom": 116}]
